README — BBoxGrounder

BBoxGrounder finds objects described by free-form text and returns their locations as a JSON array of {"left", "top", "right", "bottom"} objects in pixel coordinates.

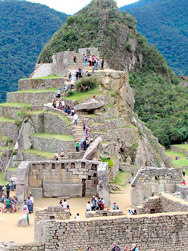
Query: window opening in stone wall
[
  {"left": 52, "top": 163, "right": 55, "bottom": 169},
  {"left": 82, "top": 179, "right": 86, "bottom": 197},
  {"left": 61, "top": 163, "right": 65, "bottom": 169},
  {"left": 94, "top": 173, "right": 97, "bottom": 177},
  {"left": 42, "top": 164, "right": 45, "bottom": 169},
  {"left": 150, "top": 209, "right": 155, "bottom": 214},
  {"left": 50, "top": 216, "right": 55, "bottom": 219},
  {"left": 155, "top": 176, "right": 158, "bottom": 180},
  {"left": 91, "top": 164, "right": 97, "bottom": 171},
  {"left": 81, "top": 162, "right": 85, "bottom": 168},
  {"left": 88, "top": 176, "right": 91, "bottom": 180},
  {"left": 71, "top": 163, "right": 75, "bottom": 169}
]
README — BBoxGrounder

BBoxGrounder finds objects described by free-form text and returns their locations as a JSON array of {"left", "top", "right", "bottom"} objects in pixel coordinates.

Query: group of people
[
  {"left": 86, "top": 196, "right": 105, "bottom": 211},
  {"left": 73, "top": 54, "right": 104, "bottom": 71},
  {"left": 22, "top": 195, "right": 34, "bottom": 214},
  {"left": 85, "top": 243, "right": 140, "bottom": 251},
  {"left": 0, "top": 194, "right": 18, "bottom": 213},
  {"left": 75, "top": 123, "right": 93, "bottom": 153}
]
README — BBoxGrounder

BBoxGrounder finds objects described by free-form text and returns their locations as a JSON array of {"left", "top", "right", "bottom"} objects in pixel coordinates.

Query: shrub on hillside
[{"left": 75, "top": 77, "right": 97, "bottom": 93}]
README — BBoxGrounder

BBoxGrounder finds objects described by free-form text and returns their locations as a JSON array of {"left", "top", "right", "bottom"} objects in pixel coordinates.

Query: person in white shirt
[
  {"left": 62, "top": 199, "right": 67, "bottom": 209},
  {"left": 54, "top": 152, "right": 59, "bottom": 161},
  {"left": 30, "top": 194, "right": 34, "bottom": 213},
  {"left": 75, "top": 213, "right": 80, "bottom": 220},
  {"left": 73, "top": 113, "right": 78, "bottom": 125},
  {"left": 86, "top": 201, "right": 91, "bottom": 212}
]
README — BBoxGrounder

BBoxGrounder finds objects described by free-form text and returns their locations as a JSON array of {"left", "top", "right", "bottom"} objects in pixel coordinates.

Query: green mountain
[
  {"left": 120, "top": 0, "right": 188, "bottom": 75},
  {"left": 39, "top": 0, "right": 188, "bottom": 147},
  {"left": 0, "top": 1, "right": 68, "bottom": 102}
]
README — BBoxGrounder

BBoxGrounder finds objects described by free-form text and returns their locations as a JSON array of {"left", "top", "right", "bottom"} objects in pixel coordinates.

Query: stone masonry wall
[
  {"left": 19, "top": 77, "right": 68, "bottom": 91},
  {"left": 0, "top": 121, "right": 19, "bottom": 143},
  {"left": 2, "top": 242, "right": 44, "bottom": 251},
  {"left": 39, "top": 212, "right": 188, "bottom": 251}
]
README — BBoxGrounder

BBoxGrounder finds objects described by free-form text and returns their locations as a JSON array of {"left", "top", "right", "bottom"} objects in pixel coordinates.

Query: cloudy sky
[{"left": 27, "top": 0, "right": 139, "bottom": 14}]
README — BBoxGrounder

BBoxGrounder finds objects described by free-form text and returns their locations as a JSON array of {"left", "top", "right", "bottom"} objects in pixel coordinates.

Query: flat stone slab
[{"left": 74, "top": 98, "right": 104, "bottom": 111}]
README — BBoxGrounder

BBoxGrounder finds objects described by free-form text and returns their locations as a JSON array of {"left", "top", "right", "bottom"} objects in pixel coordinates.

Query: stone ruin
[{"left": 16, "top": 160, "right": 110, "bottom": 207}]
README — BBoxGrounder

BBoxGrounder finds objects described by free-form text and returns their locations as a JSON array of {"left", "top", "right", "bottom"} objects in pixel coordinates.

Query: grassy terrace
[
  {"left": 45, "top": 111, "right": 71, "bottom": 125},
  {"left": 0, "top": 102, "right": 31, "bottom": 109},
  {"left": 0, "top": 146, "right": 13, "bottom": 151},
  {"left": 29, "top": 110, "right": 44, "bottom": 115},
  {"left": 0, "top": 116, "right": 15, "bottom": 123},
  {"left": 0, "top": 172, "right": 7, "bottom": 185},
  {"left": 24, "top": 149, "right": 54, "bottom": 159},
  {"left": 32, "top": 133, "right": 74, "bottom": 141},
  {"left": 173, "top": 144, "right": 188, "bottom": 151},
  {"left": 63, "top": 87, "right": 105, "bottom": 103},
  {"left": 21, "top": 75, "right": 67, "bottom": 80},
  {"left": 111, "top": 170, "right": 130, "bottom": 187},
  {"left": 14, "top": 88, "right": 58, "bottom": 94},
  {"left": 165, "top": 150, "right": 188, "bottom": 168}
]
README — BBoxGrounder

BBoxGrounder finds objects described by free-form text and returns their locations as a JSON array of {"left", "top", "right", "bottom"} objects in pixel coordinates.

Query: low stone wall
[
  {"left": 119, "top": 164, "right": 139, "bottom": 174},
  {"left": 7, "top": 92, "right": 57, "bottom": 106},
  {"left": 30, "top": 113, "right": 44, "bottom": 133},
  {"left": 19, "top": 77, "right": 68, "bottom": 91},
  {"left": 31, "top": 136, "right": 75, "bottom": 153},
  {"left": 44, "top": 112, "right": 72, "bottom": 135},
  {"left": 85, "top": 210, "right": 123, "bottom": 218},
  {"left": 89, "top": 118, "right": 126, "bottom": 131},
  {"left": 0, "top": 121, "right": 19, "bottom": 143},
  {"left": 37, "top": 212, "right": 188, "bottom": 251},
  {"left": 136, "top": 196, "right": 162, "bottom": 214},
  {"left": 1, "top": 242, "right": 44, "bottom": 251},
  {"left": 171, "top": 145, "right": 188, "bottom": 155},
  {"left": 176, "top": 184, "right": 188, "bottom": 199}
]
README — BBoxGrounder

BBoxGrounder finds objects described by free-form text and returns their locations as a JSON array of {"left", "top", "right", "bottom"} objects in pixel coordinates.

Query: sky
[{"left": 26, "top": 0, "right": 139, "bottom": 15}]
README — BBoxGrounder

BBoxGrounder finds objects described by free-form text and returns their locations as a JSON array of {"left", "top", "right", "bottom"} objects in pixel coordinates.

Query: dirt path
[{"left": 0, "top": 185, "right": 131, "bottom": 244}]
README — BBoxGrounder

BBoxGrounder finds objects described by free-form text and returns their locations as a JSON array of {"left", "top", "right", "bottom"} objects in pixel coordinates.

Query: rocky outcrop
[
  {"left": 82, "top": 137, "right": 102, "bottom": 160},
  {"left": 74, "top": 99, "right": 104, "bottom": 112}
]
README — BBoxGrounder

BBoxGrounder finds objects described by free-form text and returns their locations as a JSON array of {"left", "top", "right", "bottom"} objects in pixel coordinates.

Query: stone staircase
[{"left": 72, "top": 117, "right": 84, "bottom": 142}]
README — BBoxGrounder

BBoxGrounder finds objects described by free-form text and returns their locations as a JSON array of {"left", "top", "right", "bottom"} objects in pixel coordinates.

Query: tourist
[
  {"left": 97, "top": 198, "right": 103, "bottom": 210},
  {"left": 133, "top": 209, "right": 137, "bottom": 215},
  {"left": 85, "top": 71, "right": 91, "bottom": 77},
  {"left": 183, "top": 169, "right": 186, "bottom": 177},
  {"left": 60, "top": 149, "right": 65, "bottom": 159},
  {"left": 128, "top": 208, "right": 134, "bottom": 215},
  {"left": 71, "top": 108, "right": 75, "bottom": 116},
  {"left": 54, "top": 152, "right": 59, "bottom": 161},
  {"left": 27, "top": 213, "right": 30, "bottom": 226},
  {"left": 83, "top": 138, "right": 87, "bottom": 151},
  {"left": 67, "top": 106, "right": 71, "bottom": 115},
  {"left": 58, "top": 101, "right": 63, "bottom": 110},
  {"left": 62, "top": 100, "right": 65, "bottom": 108},
  {"left": 69, "top": 71, "right": 72, "bottom": 79},
  {"left": 101, "top": 198, "right": 105, "bottom": 210},
  {"left": 101, "top": 58, "right": 104, "bottom": 70},
  {"left": 85, "top": 247, "right": 93, "bottom": 251},
  {"left": 84, "top": 55, "right": 87, "bottom": 67},
  {"left": 26, "top": 197, "right": 33, "bottom": 214},
  {"left": 62, "top": 199, "right": 67, "bottom": 209},
  {"left": 73, "top": 56, "right": 77, "bottom": 64},
  {"left": 78, "top": 68, "right": 82, "bottom": 78},
  {"left": 22, "top": 204, "right": 28, "bottom": 215},
  {"left": 30, "top": 194, "right": 34, "bottom": 213},
  {"left": 59, "top": 199, "right": 62, "bottom": 206},
  {"left": 5, "top": 197, "right": 12, "bottom": 212},
  {"left": 52, "top": 100, "right": 56, "bottom": 108},
  {"left": 75, "top": 213, "right": 80, "bottom": 220},
  {"left": 86, "top": 137, "right": 90, "bottom": 149},
  {"left": 11, "top": 196, "right": 17, "bottom": 212},
  {"left": 113, "top": 202, "right": 119, "bottom": 210},
  {"left": 56, "top": 88, "right": 61, "bottom": 98},
  {"left": 183, "top": 179, "right": 186, "bottom": 185},
  {"left": 66, "top": 205, "right": 71, "bottom": 215},
  {"left": 5, "top": 183, "right": 10, "bottom": 198},
  {"left": 111, "top": 243, "right": 120, "bottom": 251},
  {"left": 73, "top": 113, "right": 78, "bottom": 125},
  {"left": 86, "top": 201, "right": 91, "bottom": 212},
  {"left": 0, "top": 184, "right": 3, "bottom": 198},
  {"left": 131, "top": 244, "right": 138, "bottom": 251},
  {"left": 75, "top": 141, "right": 80, "bottom": 152},
  {"left": 123, "top": 246, "right": 128, "bottom": 251}
]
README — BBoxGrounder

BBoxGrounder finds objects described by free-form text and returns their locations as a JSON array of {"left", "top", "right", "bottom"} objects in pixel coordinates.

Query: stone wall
[
  {"left": 0, "top": 121, "right": 19, "bottom": 143},
  {"left": 1, "top": 242, "right": 44, "bottom": 251},
  {"left": 36, "top": 212, "right": 188, "bottom": 251},
  {"left": 171, "top": 145, "right": 188, "bottom": 155},
  {"left": 131, "top": 167, "right": 182, "bottom": 206},
  {"left": 19, "top": 77, "right": 68, "bottom": 91},
  {"left": 7, "top": 92, "right": 56, "bottom": 106},
  {"left": 176, "top": 184, "right": 188, "bottom": 200},
  {"left": 85, "top": 210, "right": 123, "bottom": 218},
  {"left": 16, "top": 160, "right": 110, "bottom": 206}
]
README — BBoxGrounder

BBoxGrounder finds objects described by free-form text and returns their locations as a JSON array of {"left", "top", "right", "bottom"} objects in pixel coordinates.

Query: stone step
[
  {"left": 7, "top": 90, "right": 58, "bottom": 106},
  {"left": 0, "top": 117, "right": 19, "bottom": 143},
  {"left": 30, "top": 133, "right": 76, "bottom": 153}
]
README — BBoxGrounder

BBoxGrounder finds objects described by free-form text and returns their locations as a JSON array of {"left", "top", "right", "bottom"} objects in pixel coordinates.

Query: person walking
[
  {"left": 75, "top": 141, "right": 80, "bottom": 152},
  {"left": 73, "top": 113, "right": 78, "bottom": 125}
]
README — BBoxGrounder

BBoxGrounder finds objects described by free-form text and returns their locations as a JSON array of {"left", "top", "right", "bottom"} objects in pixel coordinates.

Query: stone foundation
[{"left": 85, "top": 210, "right": 123, "bottom": 218}]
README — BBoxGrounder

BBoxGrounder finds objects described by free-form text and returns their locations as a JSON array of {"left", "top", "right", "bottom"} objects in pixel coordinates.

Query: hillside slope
[
  {"left": 38, "top": 0, "right": 188, "bottom": 147},
  {"left": 120, "top": 0, "right": 188, "bottom": 75},
  {"left": 0, "top": 1, "right": 67, "bottom": 102}
]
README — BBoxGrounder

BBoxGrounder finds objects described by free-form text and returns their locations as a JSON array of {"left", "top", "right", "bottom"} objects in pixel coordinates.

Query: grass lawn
[
  {"left": 0, "top": 172, "right": 7, "bottom": 185},
  {"left": 21, "top": 75, "right": 67, "bottom": 80},
  {"left": 0, "top": 146, "right": 13, "bottom": 151},
  {"left": 0, "top": 102, "right": 31, "bottom": 109},
  {"left": 29, "top": 110, "right": 44, "bottom": 115},
  {"left": 0, "top": 116, "right": 15, "bottom": 123},
  {"left": 165, "top": 150, "right": 188, "bottom": 168},
  {"left": 173, "top": 144, "right": 188, "bottom": 151},
  {"left": 0, "top": 135, "right": 12, "bottom": 142},
  {"left": 15, "top": 88, "right": 58, "bottom": 93},
  {"left": 24, "top": 149, "right": 54, "bottom": 159},
  {"left": 33, "top": 133, "right": 74, "bottom": 141},
  {"left": 45, "top": 111, "right": 71, "bottom": 125},
  {"left": 111, "top": 170, "right": 130, "bottom": 187},
  {"left": 63, "top": 87, "right": 105, "bottom": 103}
]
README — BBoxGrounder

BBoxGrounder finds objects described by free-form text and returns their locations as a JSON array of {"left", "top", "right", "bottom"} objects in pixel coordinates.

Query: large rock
[
  {"left": 82, "top": 137, "right": 102, "bottom": 160},
  {"left": 17, "top": 215, "right": 28, "bottom": 227},
  {"left": 74, "top": 99, "right": 104, "bottom": 112}
]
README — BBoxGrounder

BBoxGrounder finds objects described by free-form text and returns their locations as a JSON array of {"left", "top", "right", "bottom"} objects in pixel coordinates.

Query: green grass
[
  {"left": 21, "top": 75, "right": 67, "bottom": 80},
  {"left": 165, "top": 150, "right": 188, "bottom": 168},
  {"left": 173, "top": 144, "right": 188, "bottom": 151},
  {"left": 45, "top": 111, "right": 71, "bottom": 125},
  {"left": 0, "top": 116, "right": 15, "bottom": 123},
  {"left": 0, "top": 135, "right": 12, "bottom": 142},
  {"left": 111, "top": 170, "right": 130, "bottom": 186},
  {"left": 29, "top": 110, "right": 44, "bottom": 115},
  {"left": 63, "top": 87, "right": 105, "bottom": 103},
  {"left": 0, "top": 146, "right": 13, "bottom": 151},
  {"left": 33, "top": 133, "right": 74, "bottom": 141},
  {"left": 0, "top": 172, "right": 7, "bottom": 185},
  {"left": 100, "top": 157, "right": 114, "bottom": 168},
  {"left": 7, "top": 167, "right": 18, "bottom": 171},
  {"left": 0, "top": 102, "right": 31, "bottom": 109},
  {"left": 24, "top": 149, "right": 54, "bottom": 159},
  {"left": 15, "top": 88, "right": 58, "bottom": 93}
]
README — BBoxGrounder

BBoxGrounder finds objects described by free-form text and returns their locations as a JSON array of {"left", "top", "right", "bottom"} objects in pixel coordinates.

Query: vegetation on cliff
[
  {"left": 0, "top": 1, "right": 67, "bottom": 103},
  {"left": 120, "top": 0, "right": 188, "bottom": 75},
  {"left": 38, "top": 0, "right": 187, "bottom": 147}
]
